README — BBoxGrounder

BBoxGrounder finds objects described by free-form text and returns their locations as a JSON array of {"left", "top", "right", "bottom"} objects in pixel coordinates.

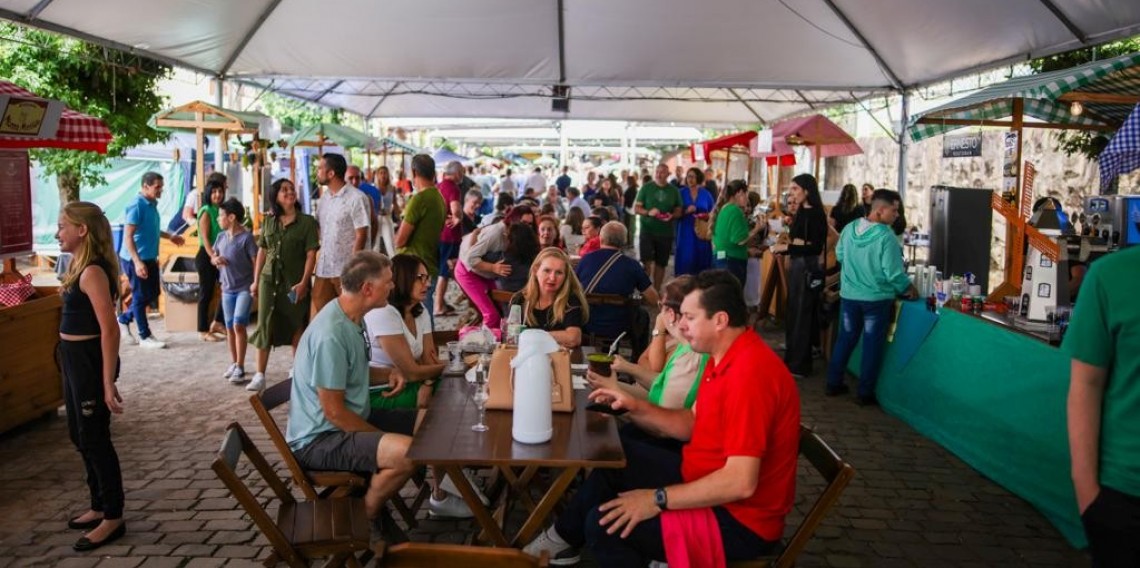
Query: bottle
[{"left": 506, "top": 304, "right": 522, "bottom": 346}]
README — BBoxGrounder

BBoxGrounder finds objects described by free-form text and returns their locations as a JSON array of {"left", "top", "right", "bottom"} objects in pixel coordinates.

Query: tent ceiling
[{"left": 3, "top": 0, "right": 1140, "bottom": 124}]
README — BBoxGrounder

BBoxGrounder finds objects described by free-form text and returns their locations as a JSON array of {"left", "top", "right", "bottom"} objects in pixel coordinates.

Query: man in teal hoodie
[{"left": 826, "top": 189, "right": 917, "bottom": 405}]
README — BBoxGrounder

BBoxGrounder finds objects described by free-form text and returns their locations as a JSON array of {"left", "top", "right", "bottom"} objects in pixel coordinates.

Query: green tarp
[
  {"left": 32, "top": 159, "right": 186, "bottom": 248},
  {"left": 849, "top": 301, "right": 1085, "bottom": 548}
]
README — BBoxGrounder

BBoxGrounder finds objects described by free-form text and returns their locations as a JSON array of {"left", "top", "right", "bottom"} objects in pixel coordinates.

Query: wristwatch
[
  {"left": 654, "top": 487, "right": 669, "bottom": 511},
  {"left": 652, "top": 328, "right": 665, "bottom": 338}
]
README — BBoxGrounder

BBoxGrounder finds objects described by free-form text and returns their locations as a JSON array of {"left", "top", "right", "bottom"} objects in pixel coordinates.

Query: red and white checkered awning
[{"left": 0, "top": 81, "right": 113, "bottom": 154}]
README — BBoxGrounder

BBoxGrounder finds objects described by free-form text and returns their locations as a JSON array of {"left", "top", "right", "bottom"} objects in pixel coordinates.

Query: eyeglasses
[{"left": 414, "top": 273, "right": 430, "bottom": 283}]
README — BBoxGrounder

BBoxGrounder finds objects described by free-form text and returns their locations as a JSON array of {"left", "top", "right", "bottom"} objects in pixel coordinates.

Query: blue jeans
[
  {"left": 827, "top": 298, "right": 894, "bottom": 398},
  {"left": 222, "top": 290, "right": 252, "bottom": 328},
  {"left": 714, "top": 257, "right": 747, "bottom": 287},
  {"left": 118, "top": 258, "right": 160, "bottom": 339}
]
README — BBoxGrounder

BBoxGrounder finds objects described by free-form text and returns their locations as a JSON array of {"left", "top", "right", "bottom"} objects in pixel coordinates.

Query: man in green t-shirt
[
  {"left": 395, "top": 154, "right": 446, "bottom": 318},
  {"left": 634, "top": 163, "right": 683, "bottom": 290},
  {"left": 1063, "top": 244, "right": 1140, "bottom": 565}
]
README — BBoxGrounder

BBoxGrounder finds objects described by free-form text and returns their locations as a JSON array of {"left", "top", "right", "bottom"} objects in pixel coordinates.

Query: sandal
[{"left": 200, "top": 332, "right": 223, "bottom": 342}]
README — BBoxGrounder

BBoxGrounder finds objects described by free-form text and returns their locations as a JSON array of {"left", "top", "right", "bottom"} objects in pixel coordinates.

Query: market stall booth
[
  {"left": 0, "top": 80, "right": 112, "bottom": 435},
  {"left": 690, "top": 130, "right": 755, "bottom": 185},
  {"left": 849, "top": 51, "right": 1140, "bottom": 550},
  {"left": 149, "top": 100, "right": 271, "bottom": 232}
]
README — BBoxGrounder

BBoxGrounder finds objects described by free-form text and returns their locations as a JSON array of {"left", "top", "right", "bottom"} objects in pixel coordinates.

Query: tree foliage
[
  {"left": 259, "top": 91, "right": 341, "bottom": 131},
  {"left": 1027, "top": 37, "right": 1140, "bottom": 160},
  {"left": 0, "top": 23, "right": 171, "bottom": 202}
]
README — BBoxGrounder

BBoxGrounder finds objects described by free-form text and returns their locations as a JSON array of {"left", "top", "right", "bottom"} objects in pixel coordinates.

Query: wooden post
[
  {"left": 251, "top": 136, "right": 262, "bottom": 234},
  {"left": 194, "top": 111, "right": 205, "bottom": 206},
  {"left": 289, "top": 146, "right": 296, "bottom": 185}
]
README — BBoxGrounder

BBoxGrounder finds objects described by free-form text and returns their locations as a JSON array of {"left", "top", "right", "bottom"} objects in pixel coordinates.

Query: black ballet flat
[
  {"left": 67, "top": 515, "right": 103, "bottom": 530},
  {"left": 73, "top": 523, "right": 125, "bottom": 552}
]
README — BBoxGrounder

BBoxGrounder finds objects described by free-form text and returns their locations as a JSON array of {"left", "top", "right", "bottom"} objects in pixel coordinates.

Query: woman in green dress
[{"left": 248, "top": 179, "right": 318, "bottom": 392}]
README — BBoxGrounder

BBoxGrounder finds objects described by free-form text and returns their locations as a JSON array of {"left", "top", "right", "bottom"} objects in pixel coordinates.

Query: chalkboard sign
[
  {"left": 943, "top": 132, "right": 983, "bottom": 158},
  {"left": 0, "top": 150, "right": 32, "bottom": 258}
]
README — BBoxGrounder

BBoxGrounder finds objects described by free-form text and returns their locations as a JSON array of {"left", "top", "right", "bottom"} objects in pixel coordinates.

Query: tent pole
[
  {"left": 897, "top": 91, "right": 910, "bottom": 200},
  {"left": 289, "top": 146, "right": 296, "bottom": 186}
]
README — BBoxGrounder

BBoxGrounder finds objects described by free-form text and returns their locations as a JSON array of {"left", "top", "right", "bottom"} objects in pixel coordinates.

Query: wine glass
[{"left": 471, "top": 380, "right": 489, "bottom": 432}]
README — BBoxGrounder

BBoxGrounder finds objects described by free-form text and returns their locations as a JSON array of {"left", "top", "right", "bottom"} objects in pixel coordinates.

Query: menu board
[{"left": 0, "top": 150, "right": 33, "bottom": 258}]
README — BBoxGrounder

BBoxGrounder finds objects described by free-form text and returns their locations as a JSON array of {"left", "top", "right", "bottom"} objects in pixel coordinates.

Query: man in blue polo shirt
[
  {"left": 575, "top": 222, "right": 659, "bottom": 360},
  {"left": 118, "top": 171, "right": 185, "bottom": 348}
]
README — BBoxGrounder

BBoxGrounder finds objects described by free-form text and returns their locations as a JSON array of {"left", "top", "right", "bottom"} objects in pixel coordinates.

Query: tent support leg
[{"left": 897, "top": 91, "right": 909, "bottom": 200}]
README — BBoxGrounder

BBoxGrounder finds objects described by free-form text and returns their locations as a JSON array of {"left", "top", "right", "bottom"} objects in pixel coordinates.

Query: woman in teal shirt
[{"left": 194, "top": 179, "right": 226, "bottom": 342}]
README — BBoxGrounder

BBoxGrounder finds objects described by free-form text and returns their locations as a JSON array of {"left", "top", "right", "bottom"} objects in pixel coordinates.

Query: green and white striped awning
[{"left": 909, "top": 51, "right": 1140, "bottom": 142}]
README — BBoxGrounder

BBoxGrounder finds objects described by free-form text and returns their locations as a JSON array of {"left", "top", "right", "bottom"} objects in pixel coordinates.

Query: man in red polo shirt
[{"left": 524, "top": 270, "right": 801, "bottom": 566}]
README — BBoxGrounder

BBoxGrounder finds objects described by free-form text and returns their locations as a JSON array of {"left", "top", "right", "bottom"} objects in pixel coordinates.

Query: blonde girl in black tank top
[{"left": 56, "top": 201, "right": 127, "bottom": 551}]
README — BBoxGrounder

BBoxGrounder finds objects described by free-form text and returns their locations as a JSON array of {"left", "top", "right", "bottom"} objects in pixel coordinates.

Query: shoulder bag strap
[{"left": 584, "top": 250, "right": 624, "bottom": 294}]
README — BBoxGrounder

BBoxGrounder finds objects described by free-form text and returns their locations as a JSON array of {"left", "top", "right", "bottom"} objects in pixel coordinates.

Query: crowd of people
[{"left": 57, "top": 149, "right": 1137, "bottom": 566}]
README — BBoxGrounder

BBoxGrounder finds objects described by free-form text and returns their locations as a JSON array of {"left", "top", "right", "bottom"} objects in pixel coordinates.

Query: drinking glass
[
  {"left": 935, "top": 291, "right": 948, "bottom": 313},
  {"left": 447, "top": 341, "right": 464, "bottom": 372},
  {"left": 471, "top": 380, "right": 489, "bottom": 432}
]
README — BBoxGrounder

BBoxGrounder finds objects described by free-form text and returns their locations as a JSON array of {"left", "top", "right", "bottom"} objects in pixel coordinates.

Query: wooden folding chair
[
  {"left": 249, "top": 380, "right": 429, "bottom": 530},
  {"left": 730, "top": 425, "right": 857, "bottom": 568},
  {"left": 211, "top": 422, "right": 371, "bottom": 568},
  {"left": 375, "top": 542, "right": 549, "bottom": 567}
]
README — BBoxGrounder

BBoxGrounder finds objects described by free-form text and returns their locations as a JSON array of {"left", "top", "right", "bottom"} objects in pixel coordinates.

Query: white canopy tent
[{"left": 3, "top": 0, "right": 1140, "bottom": 124}]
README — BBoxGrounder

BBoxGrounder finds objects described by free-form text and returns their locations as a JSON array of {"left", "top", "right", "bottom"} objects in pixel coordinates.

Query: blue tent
[{"left": 432, "top": 148, "right": 473, "bottom": 165}]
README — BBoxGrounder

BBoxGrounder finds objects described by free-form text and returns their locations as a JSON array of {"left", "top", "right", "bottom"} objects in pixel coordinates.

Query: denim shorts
[{"left": 222, "top": 290, "right": 252, "bottom": 328}]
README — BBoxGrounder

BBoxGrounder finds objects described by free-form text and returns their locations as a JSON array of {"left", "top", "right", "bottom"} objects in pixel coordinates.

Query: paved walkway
[{"left": 0, "top": 312, "right": 1089, "bottom": 567}]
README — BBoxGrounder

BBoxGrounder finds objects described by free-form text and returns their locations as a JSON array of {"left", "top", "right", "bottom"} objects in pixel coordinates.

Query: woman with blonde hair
[
  {"left": 55, "top": 202, "right": 126, "bottom": 551},
  {"left": 509, "top": 247, "right": 589, "bottom": 348}
]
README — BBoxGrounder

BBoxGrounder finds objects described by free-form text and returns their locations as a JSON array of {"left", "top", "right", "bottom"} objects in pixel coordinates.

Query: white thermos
[{"left": 510, "top": 329, "right": 560, "bottom": 444}]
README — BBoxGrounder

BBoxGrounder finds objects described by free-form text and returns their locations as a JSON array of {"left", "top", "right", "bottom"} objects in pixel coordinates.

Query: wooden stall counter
[{"left": 0, "top": 281, "right": 62, "bottom": 435}]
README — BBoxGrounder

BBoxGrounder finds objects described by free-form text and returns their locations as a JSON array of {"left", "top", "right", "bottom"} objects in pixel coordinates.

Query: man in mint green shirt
[
  {"left": 826, "top": 189, "right": 916, "bottom": 405},
  {"left": 634, "top": 163, "right": 682, "bottom": 290},
  {"left": 395, "top": 154, "right": 446, "bottom": 318},
  {"left": 286, "top": 251, "right": 414, "bottom": 523},
  {"left": 1064, "top": 243, "right": 1140, "bottom": 565}
]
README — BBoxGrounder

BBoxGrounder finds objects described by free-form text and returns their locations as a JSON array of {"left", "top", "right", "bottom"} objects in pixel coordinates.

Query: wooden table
[{"left": 406, "top": 376, "right": 626, "bottom": 548}]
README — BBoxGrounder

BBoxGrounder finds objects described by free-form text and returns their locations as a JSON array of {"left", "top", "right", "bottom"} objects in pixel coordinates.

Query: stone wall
[{"left": 834, "top": 129, "right": 1139, "bottom": 288}]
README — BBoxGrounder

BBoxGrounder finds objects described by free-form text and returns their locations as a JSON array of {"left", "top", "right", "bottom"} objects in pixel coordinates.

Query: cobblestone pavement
[{"left": 0, "top": 311, "right": 1089, "bottom": 567}]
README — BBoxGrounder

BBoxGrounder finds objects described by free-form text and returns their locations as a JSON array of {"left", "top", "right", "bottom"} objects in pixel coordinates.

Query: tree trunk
[{"left": 57, "top": 171, "right": 80, "bottom": 204}]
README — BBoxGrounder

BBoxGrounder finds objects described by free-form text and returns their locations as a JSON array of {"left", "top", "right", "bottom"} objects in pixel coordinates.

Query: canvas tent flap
[
  {"left": 4, "top": 0, "right": 1140, "bottom": 123},
  {"left": 149, "top": 100, "right": 269, "bottom": 133},
  {"left": 1098, "top": 104, "right": 1140, "bottom": 191},
  {"left": 908, "top": 52, "right": 1140, "bottom": 141},
  {"left": 287, "top": 122, "right": 372, "bottom": 149},
  {"left": 751, "top": 114, "right": 862, "bottom": 158}
]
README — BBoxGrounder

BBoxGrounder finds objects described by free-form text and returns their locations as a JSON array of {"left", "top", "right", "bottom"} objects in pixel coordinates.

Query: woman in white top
[
  {"left": 364, "top": 254, "right": 444, "bottom": 410},
  {"left": 560, "top": 206, "right": 586, "bottom": 255},
  {"left": 454, "top": 205, "right": 536, "bottom": 334}
]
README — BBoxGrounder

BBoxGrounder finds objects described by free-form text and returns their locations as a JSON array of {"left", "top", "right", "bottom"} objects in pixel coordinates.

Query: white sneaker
[
  {"left": 427, "top": 494, "right": 474, "bottom": 519},
  {"left": 222, "top": 363, "right": 238, "bottom": 379},
  {"left": 138, "top": 336, "right": 166, "bottom": 349},
  {"left": 229, "top": 365, "right": 246, "bottom": 384},
  {"left": 246, "top": 372, "right": 265, "bottom": 392},
  {"left": 118, "top": 322, "right": 137, "bottom": 345},
  {"left": 440, "top": 469, "right": 489, "bottom": 506},
  {"left": 523, "top": 527, "right": 580, "bottom": 566}
]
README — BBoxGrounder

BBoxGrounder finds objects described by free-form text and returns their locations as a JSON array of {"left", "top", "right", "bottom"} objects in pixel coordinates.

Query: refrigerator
[{"left": 928, "top": 185, "right": 993, "bottom": 292}]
